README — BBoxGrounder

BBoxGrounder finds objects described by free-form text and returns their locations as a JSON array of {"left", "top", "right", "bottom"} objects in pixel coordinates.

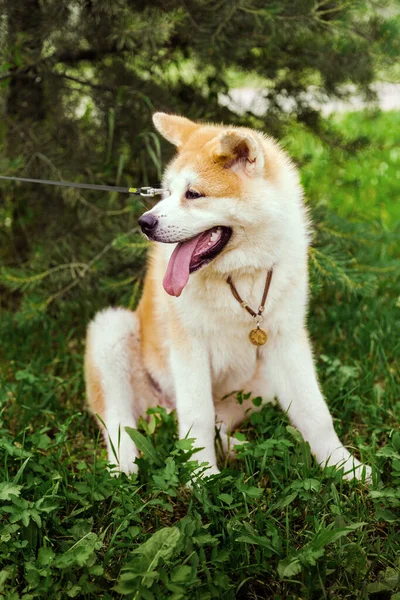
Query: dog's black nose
[{"left": 138, "top": 213, "right": 158, "bottom": 235}]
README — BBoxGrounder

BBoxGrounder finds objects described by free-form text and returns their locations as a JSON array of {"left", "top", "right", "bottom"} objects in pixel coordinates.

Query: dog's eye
[{"left": 185, "top": 189, "right": 203, "bottom": 200}]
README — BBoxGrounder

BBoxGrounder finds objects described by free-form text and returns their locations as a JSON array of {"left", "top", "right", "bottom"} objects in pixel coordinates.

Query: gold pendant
[{"left": 249, "top": 326, "right": 268, "bottom": 346}]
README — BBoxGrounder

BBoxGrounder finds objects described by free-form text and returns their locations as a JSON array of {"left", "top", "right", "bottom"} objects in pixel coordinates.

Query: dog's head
[{"left": 139, "top": 112, "right": 298, "bottom": 297}]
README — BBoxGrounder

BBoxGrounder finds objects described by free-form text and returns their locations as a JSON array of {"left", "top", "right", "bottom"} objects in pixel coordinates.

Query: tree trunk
[
  {"left": 5, "top": 0, "right": 44, "bottom": 260},
  {"left": 6, "top": 0, "right": 44, "bottom": 152}
]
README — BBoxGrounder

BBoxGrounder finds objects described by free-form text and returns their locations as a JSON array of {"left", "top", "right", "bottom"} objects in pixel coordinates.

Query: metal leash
[{"left": 0, "top": 175, "right": 164, "bottom": 197}]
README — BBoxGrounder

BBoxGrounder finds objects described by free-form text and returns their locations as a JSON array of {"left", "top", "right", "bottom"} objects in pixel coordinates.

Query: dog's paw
[
  {"left": 217, "top": 429, "right": 246, "bottom": 459},
  {"left": 324, "top": 448, "right": 372, "bottom": 483},
  {"left": 117, "top": 453, "right": 139, "bottom": 476},
  {"left": 107, "top": 433, "right": 139, "bottom": 476},
  {"left": 202, "top": 463, "right": 221, "bottom": 476},
  {"left": 189, "top": 452, "right": 220, "bottom": 484},
  {"left": 186, "top": 463, "right": 220, "bottom": 489},
  {"left": 340, "top": 457, "right": 372, "bottom": 483},
  {"left": 192, "top": 461, "right": 220, "bottom": 478}
]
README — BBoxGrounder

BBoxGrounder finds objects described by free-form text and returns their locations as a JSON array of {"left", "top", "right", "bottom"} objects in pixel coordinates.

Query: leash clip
[{"left": 139, "top": 186, "right": 164, "bottom": 197}]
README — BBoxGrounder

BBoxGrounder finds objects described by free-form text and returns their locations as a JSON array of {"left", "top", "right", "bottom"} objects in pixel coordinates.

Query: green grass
[
  {"left": 283, "top": 110, "right": 400, "bottom": 227},
  {"left": 0, "top": 111, "right": 399, "bottom": 600}
]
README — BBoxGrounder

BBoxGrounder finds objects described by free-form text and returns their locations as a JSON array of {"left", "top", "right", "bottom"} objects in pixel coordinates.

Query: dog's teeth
[
  {"left": 210, "top": 230, "right": 220, "bottom": 242},
  {"left": 208, "top": 242, "right": 212, "bottom": 246}
]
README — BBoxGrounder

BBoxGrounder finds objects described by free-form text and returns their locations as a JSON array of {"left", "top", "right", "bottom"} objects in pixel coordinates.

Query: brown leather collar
[{"left": 227, "top": 269, "right": 273, "bottom": 320}]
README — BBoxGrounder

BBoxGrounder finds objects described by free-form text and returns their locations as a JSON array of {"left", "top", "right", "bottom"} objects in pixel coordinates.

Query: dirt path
[{"left": 220, "top": 83, "right": 400, "bottom": 115}]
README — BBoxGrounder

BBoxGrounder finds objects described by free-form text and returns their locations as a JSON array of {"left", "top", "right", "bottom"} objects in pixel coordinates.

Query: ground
[{"left": 0, "top": 111, "right": 399, "bottom": 600}]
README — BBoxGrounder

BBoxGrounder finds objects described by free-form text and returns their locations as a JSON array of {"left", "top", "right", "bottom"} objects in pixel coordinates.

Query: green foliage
[
  {"left": 1, "top": 111, "right": 398, "bottom": 315},
  {"left": 0, "top": 384, "right": 399, "bottom": 598}
]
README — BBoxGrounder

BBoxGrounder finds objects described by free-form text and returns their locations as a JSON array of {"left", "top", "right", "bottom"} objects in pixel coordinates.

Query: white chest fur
[{"left": 173, "top": 271, "right": 270, "bottom": 396}]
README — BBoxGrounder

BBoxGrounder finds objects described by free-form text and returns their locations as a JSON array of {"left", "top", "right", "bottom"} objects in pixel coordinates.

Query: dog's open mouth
[{"left": 163, "top": 226, "right": 232, "bottom": 297}]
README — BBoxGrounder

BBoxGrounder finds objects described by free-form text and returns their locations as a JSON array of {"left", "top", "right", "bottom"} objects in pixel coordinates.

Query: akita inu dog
[{"left": 84, "top": 113, "right": 371, "bottom": 481}]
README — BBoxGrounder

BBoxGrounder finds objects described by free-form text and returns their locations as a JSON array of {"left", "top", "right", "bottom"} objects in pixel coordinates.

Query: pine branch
[
  {"left": 50, "top": 72, "right": 117, "bottom": 92},
  {"left": 44, "top": 228, "right": 140, "bottom": 307},
  {"left": 0, "top": 228, "right": 142, "bottom": 309},
  {"left": 309, "top": 247, "right": 376, "bottom": 295}
]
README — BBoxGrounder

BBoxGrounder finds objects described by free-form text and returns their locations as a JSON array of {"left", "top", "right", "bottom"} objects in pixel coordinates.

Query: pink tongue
[{"left": 163, "top": 234, "right": 204, "bottom": 297}]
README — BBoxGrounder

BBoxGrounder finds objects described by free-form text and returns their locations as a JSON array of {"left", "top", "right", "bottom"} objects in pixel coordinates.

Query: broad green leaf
[
  {"left": 366, "top": 582, "right": 392, "bottom": 593},
  {"left": 0, "top": 568, "right": 10, "bottom": 588},
  {"left": 376, "top": 508, "right": 398, "bottom": 522},
  {"left": 132, "top": 526, "right": 180, "bottom": 566},
  {"left": 275, "top": 491, "right": 298, "bottom": 508},
  {"left": 125, "top": 427, "right": 163, "bottom": 466},
  {"left": 218, "top": 493, "right": 234, "bottom": 505},
  {"left": 376, "top": 445, "right": 400, "bottom": 459},
  {"left": 0, "top": 439, "right": 32, "bottom": 459},
  {"left": 392, "top": 432, "right": 400, "bottom": 452},
  {"left": 55, "top": 533, "right": 102, "bottom": 569},
  {"left": 37, "top": 547, "right": 55, "bottom": 567},
  {"left": 303, "top": 478, "right": 322, "bottom": 492},
  {"left": 278, "top": 523, "right": 367, "bottom": 579},
  {"left": 313, "top": 522, "right": 366, "bottom": 548},
  {"left": 237, "top": 483, "right": 263, "bottom": 499},
  {"left": 66, "top": 584, "right": 82, "bottom": 598},
  {"left": 116, "top": 528, "right": 180, "bottom": 593},
  {"left": 0, "top": 482, "right": 23, "bottom": 501},
  {"left": 370, "top": 489, "right": 399, "bottom": 500},
  {"left": 193, "top": 533, "right": 219, "bottom": 546},
  {"left": 89, "top": 565, "right": 104, "bottom": 576},
  {"left": 29, "top": 509, "right": 42, "bottom": 528},
  {"left": 174, "top": 438, "right": 196, "bottom": 452},
  {"left": 236, "top": 534, "right": 277, "bottom": 552},
  {"left": 171, "top": 565, "right": 192, "bottom": 583},
  {"left": 277, "top": 557, "right": 302, "bottom": 579},
  {"left": 113, "top": 572, "right": 139, "bottom": 595},
  {"left": 0, "top": 523, "right": 19, "bottom": 543},
  {"left": 286, "top": 426, "right": 305, "bottom": 443}
]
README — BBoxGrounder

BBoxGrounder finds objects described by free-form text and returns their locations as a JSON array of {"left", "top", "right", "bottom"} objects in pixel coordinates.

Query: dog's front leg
[
  {"left": 170, "top": 343, "right": 219, "bottom": 475},
  {"left": 263, "top": 328, "right": 371, "bottom": 481}
]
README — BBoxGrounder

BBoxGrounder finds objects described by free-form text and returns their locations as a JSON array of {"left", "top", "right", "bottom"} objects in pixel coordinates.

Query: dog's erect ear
[
  {"left": 153, "top": 113, "right": 199, "bottom": 147},
  {"left": 213, "top": 130, "right": 264, "bottom": 175}
]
